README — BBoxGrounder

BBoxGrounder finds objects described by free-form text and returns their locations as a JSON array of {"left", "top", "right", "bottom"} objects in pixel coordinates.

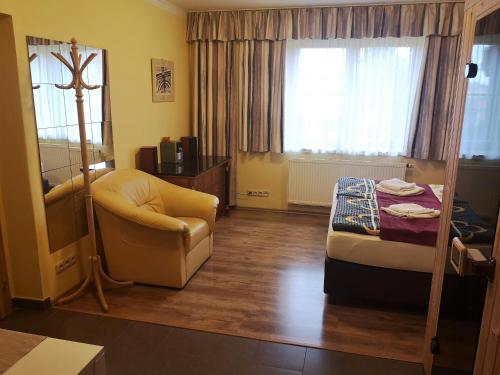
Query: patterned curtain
[
  {"left": 407, "top": 35, "right": 461, "bottom": 160},
  {"left": 475, "top": 10, "right": 500, "bottom": 35},
  {"left": 187, "top": 3, "right": 463, "bottom": 41},
  {"left": 101, "top": 50, "right": 113, "bottom": 146},
  {"left": 26, "top": 36, "right": 61, "bottom": 45},
  {"left": 188, "top": 3, "right": 466, "bottom": 194},
  {"left": 191, "top": 40, "right": 285, "bottom": 204}
]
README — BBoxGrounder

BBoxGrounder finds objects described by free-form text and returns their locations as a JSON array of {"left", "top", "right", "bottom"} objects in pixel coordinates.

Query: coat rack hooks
[{"left": 53, "top": 38, "right": 133, "bottom": 313}]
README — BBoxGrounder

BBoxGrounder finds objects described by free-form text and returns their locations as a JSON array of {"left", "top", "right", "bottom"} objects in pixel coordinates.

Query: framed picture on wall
[{"left": 151, "top": 58, "right": 175, "bottom": 102}]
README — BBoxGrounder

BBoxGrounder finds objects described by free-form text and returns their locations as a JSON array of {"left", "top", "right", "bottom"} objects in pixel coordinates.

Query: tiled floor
[{"left": 0, "top": 308, "right": 424, "bottom": 375}]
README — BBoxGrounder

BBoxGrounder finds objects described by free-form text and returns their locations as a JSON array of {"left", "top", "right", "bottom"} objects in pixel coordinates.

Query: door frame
[
  {"left": 475, "top": 212, "right": 500, "bottom": 374},
  {"left": 423, "top": 0, "right": 500, "bottom": 373},
  {"left": 0, "top": 220, "right": 12, "bottom": 318},
  {"left": 0, "top": 13, "right": 13, "bottom": 319}
]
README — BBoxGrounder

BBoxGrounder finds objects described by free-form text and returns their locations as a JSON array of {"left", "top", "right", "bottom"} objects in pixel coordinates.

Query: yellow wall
[
  {"left": 0, "top": 0, "right": 189, "bottom": 301},
  {"left": 0, "top": 14, "right": 45, "bottom": 300},
  {"left": 0, "top": 0, "right": 448, "bottom": 302},
  {"left": 237, "top": 152, "right": 446, "bottom": 210}
]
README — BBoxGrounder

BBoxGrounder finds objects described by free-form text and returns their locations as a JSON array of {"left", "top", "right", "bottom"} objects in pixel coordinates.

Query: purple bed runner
[{"left": 376, "top": 184, "right": 441, "bottom": 246}]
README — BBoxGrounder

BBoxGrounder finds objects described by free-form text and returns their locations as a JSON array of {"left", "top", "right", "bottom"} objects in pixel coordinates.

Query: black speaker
[
  {"left": 160, "top": 141, "right": 183, "bottom": 163},
  {"left": 138, "top": 146, "right": 158, "bottom": 173},
  {"left": 181, "top": 136, "right": 198, "bottom": 163}
]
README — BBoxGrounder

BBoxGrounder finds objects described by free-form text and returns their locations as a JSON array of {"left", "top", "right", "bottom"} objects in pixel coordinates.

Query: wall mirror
[
  {"left": 27, "top": 36, "right": 115, "bottom": 252},
  {"left": 432, "top": 7, "right": 500, "bottom": 374}
]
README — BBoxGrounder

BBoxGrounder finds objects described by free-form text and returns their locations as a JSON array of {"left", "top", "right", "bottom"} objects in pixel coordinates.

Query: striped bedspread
[
  {"left": 331, "top": 194, "right": 380, "bottom": 235},
  {"left": 336, "top": 177, "right": 375, "bottom": 199},
  {"left": 332, "top": 178, "right": 379, "bottom": 236},
  {"left": 451, "top": 198, "right": 495, "bottom": 244}
]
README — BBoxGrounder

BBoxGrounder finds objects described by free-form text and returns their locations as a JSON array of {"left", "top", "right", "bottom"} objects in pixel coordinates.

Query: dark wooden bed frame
[{"left": 324, "top": 256, "right": 487, "bottom": 317}]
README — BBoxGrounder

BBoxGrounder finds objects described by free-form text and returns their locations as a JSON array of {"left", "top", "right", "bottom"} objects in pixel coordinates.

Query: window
[
  {"left": 461, "top": 34, "right": 500, "bottom": 160},
  {"left": 284, "top": 37, "right": 425, "bottom": 156},
  {"left": 29, "top": 43, "right": 104, "bottom": 145}
]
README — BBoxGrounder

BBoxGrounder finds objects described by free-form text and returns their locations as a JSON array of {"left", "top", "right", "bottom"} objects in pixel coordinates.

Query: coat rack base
[{"left": 56, "top": 255, "right": 133, "bottom": 312}]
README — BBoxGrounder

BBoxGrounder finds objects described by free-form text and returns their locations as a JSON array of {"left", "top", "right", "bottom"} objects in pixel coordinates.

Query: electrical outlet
[
  {"left": 55, "top": 253, "right": 77, "bottom": 274},
  {"left": 247, "top": 189, "right": 270, "bottom": 198}
]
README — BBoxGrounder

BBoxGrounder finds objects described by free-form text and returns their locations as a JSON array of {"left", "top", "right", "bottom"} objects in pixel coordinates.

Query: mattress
[{"left": 327, "top": 184, "right": 436, "bottom": 273}]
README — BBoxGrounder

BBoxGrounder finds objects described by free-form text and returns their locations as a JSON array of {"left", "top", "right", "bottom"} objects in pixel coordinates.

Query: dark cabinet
[{"left": 152, "top": 156, "right": 230, "bottom": 219}]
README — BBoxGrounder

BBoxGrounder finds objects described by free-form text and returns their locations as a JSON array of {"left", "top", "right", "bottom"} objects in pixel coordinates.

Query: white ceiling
[{"left": 165, "top": 0, "right": 426, "bottom": 11}]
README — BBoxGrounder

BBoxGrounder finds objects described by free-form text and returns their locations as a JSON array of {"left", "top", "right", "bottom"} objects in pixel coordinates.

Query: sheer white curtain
[
  {"left": 29, "top": 44, "right": 104, "bottom": 144},
  {"left": 284, "top": 37, "right": 426, "bottom": 155},
  {"left": 461, "top": 34, "right": 500, "bottom": 160}
]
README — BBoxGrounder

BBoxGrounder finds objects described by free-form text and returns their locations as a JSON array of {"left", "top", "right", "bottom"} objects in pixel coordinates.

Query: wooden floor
[{"left": 60, "top": 209, "right": 426, "bottom": 363}]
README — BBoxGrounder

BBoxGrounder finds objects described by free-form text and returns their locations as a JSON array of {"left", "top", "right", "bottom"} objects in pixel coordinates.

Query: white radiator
[{"left": 287, "top": 159, "right": 407, "bottom": 207}]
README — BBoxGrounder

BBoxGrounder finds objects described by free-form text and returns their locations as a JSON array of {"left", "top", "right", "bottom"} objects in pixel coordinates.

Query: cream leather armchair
[{"left": 91, "top": 169, "right": 218, "bottom": 288}]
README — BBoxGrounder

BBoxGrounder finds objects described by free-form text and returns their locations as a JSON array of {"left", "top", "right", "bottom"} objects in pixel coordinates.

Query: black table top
[{"left": 156, "top": 155, "right": 229, "bottom": 177}]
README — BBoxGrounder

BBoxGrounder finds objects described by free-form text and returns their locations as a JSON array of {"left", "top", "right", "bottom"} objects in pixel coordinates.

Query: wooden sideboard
[{"left": 152, "top": 156, "right": 230, "bottom": 219}]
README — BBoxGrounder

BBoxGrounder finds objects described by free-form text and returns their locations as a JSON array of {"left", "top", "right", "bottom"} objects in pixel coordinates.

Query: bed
[{"left": 324, "top": 178, "right": 491, "bottom": 311}]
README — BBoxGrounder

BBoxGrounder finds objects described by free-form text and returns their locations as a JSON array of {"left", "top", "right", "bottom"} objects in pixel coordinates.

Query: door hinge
[{"left": 431, "top": 336, "right": 440, "bottom": 355}]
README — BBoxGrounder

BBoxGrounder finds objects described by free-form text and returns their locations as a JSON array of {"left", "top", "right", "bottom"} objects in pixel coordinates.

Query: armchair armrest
[
  {"left": 156, "top": 180, "right": 219, "bottom": 232},
  {"left": 93, "top": 193, "right": 188, "bottom": 233}
]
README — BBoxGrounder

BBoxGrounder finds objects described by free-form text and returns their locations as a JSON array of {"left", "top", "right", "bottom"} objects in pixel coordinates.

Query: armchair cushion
[{"left": 92, "top": 169, "right": 166, "bottom": 214}]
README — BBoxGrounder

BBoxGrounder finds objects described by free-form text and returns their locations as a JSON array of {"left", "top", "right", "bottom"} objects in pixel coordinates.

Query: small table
[
  {"left": 152, "top": 156, "right": 230, "bottom": 219},
  {"left": 1, "top": 329, "right": 105, "bottom": 375}
]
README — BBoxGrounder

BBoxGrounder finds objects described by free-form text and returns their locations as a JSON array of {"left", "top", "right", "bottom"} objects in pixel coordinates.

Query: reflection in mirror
[
  {"left": 433, "top": 8, "right": 500, "bottom": 374},
  {"left": 27, "top": 36, "right": 115, "bottom": 252}
]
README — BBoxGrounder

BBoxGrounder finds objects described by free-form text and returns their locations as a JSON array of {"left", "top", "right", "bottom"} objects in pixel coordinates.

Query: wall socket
[
  {"left": 247, "top": 189, "right": 270, "bottom": 198},
  {"left": 55, "top": 253, "right": 77, "bottom": 274}
]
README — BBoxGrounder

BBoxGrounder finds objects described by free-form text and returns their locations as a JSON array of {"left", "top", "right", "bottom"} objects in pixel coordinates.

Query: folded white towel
[
  {"left": 381, "top": 203, "right": 440, "bottom": 218},
  {"left": 379, "top": 178, "right": 416, "bottom": 192},
  {"left": 429, "top": 184, "right": 444, "bottom": 203},
  {"left": 375, "top": 184, "right": 425, "bottom": 196},
  {"left": 387, "top": 203, "right": 435, "bottom": 214}
]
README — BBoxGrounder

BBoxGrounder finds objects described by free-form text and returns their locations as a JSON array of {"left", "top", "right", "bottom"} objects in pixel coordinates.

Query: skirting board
[
  {"left": 236, "top": 206, "right": 329, "bottom": 217},
  {"left": 287, "top": 204, "right": 331, "bottom": 215},
  {"left": 11, "top": 297, "right": 51, "bottom": 310}
]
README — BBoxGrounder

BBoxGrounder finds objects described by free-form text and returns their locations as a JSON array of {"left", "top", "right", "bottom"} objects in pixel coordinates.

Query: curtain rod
[{"left": 187, "top": 0, "right": 464, "bottom": 13}]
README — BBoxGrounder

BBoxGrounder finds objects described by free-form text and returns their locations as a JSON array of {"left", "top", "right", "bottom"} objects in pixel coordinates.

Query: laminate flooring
[{"left": 59, "top": 209, "right": 427, "bottom": 363}]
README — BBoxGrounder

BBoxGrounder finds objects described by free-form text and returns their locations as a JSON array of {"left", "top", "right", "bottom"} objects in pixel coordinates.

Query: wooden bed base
[{"left": 324, "top": 257, "right": 487, "bottom": 317}]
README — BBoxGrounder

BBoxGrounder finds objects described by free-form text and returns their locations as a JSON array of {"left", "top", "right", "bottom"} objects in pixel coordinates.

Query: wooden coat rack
[{"left": 53, "top": 38, "right": 132, "bottom": 312}]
